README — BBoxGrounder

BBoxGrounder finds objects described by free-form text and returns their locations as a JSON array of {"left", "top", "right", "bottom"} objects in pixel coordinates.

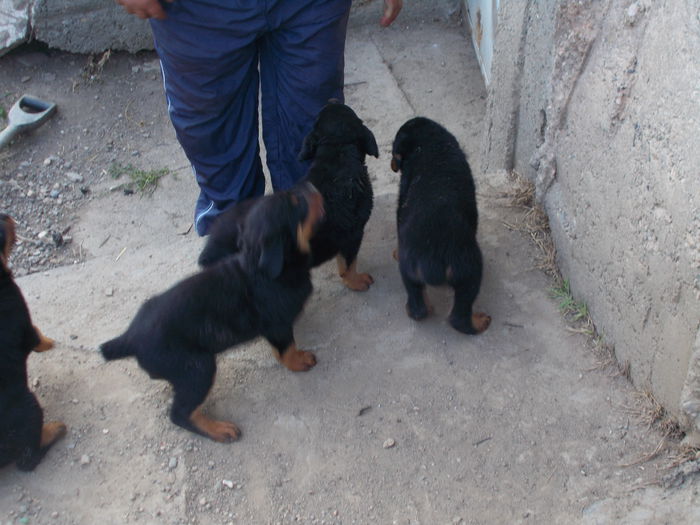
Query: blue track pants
[{"left": 150, "top": 0, "right": 351, "bottom": 235}]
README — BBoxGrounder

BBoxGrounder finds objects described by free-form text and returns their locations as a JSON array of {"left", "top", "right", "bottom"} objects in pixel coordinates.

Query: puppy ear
[
  {"left": 258, "top": 238, "right": 285, "bottom": 279},
  {"left": 298, "top": 131, "right": 318, "bottom": 161},
  {"left": 362, "top": 125, "right": 379, "bottom": 158}
]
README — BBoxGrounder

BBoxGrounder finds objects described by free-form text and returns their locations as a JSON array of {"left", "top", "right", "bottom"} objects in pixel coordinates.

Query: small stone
[
  {"left": 32, "top": 378, "right": 40, "bottom": 387},
  {"left": 51, "top": 511, "right": 59, "bottom": 519},
  {"left": 50, "top": 190, "right": 60, "bottom": 199},
  {"left": 38, "top": 231, "right": 48, "bottom": 240},
  {"left": 383, "top": 438, "right": 396, "bottom": 449},
  {"left": 26, "top": 189, "right": 35, "bottom": 198},
  {"left": 43, "top": 157, "right": 53, "bottom": 166},
  {"left": 80, "top": 454, "right": 91, "bottom": 465},
  {"left": 66, "top": 172, "right": 84, "bottom": 183},
  {"left": 199, "top": 497, "right": 207, "bottom": 506},
  {"left": 105, "top": 287, "right": 114, "bottom": 297},
  {"left": 168, "top": 457, "right": 178, "bottom": 470},
  {"left": 102, "top": 428, "right": 109, "bottom": 434},
  {"left": 222, "top": 479, "right": 234, "bottom": 489},
  {"left": 72, "top": 398, "right": 79, "bottom": 404}
]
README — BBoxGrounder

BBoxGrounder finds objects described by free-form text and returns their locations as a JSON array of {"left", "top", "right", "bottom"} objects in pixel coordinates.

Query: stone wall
[{"left": 481, "top": 0, "right": 700, "bottom": 439}]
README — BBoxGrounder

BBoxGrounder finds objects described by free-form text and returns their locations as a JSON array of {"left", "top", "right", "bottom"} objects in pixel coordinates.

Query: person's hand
[
  {"left": 116, "top": 0, "right": 173, "bottom": 20},
  {"left": 380, "top": 0, "right": 402, "bottom": 27}
]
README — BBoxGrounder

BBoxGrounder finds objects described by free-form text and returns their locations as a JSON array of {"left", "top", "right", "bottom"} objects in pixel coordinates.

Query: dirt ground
[{"left": 1, "top": 2, "right": 699, "bottom": 524}]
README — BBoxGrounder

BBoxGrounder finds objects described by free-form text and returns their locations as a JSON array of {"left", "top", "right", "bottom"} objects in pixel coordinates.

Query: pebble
[
  {"left": 383, "top": 438, "right": 396, "bottom": 449},
  {"left": 105, "top": 287, "right": 114, "bottom": 297},
  {"left": 199, "top": 497, "right": 207, "bottom": 506},
  {"left": 80, "top": 454, "right": 91, "bottom": 465},
  {"left": 66, "top": 171, "right": 84, "bottom": 183},
  {"left": 168, "top": 457, "right": 178, "bottom": 470},
  {"left": 222, "top": 480, "right": 234, "bottom": 489}
]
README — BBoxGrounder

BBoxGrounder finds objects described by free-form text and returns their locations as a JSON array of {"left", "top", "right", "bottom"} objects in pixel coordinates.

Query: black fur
[
  {"left": 199, "top": 101, "right": 378, "bottom": 290},
  {"left": 391, "top": 117, "right": 490, "bottom": 334},
  {"left": 0, "top": 214, "right": 65, "bottom": 471},
  {"left": 100, "top": 188, "right": 323, "bottom": 441}
]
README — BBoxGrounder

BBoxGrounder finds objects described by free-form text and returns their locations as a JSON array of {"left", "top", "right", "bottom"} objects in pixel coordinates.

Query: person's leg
[
  {"left": 150, "top": 1, "right": 267, "bottom": 235},
  {"left": 259, "top": 0, "right": 352, "bottom": 191}
]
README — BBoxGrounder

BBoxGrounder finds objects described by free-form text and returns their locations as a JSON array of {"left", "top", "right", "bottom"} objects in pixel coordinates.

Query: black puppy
[
  {"left": 100, "top": 186, "right": 324, "bottom": 442},
  {"left": 391, "top": 117, "right": 491, "bottom": 334},
  {"left": 0, "top": 214, "right": 66, "bottom": 471},
  {"left": 199, "top": 100, "right": 378, "bottom": 291}
]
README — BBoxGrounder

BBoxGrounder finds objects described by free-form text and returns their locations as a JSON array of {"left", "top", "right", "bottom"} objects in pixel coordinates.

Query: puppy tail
[{"left": 100, "top": 335, "right": 134, "bottom": 361}]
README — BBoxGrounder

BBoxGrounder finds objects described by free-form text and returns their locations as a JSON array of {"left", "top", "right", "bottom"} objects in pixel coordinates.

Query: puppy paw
[
  {"left": 449, "top": 312, "right": 491, "bottom": 334},
  {"left": 206, "top": 420, "right": 242, "bottom": 443},
  {"left": 343, "top": 272, "right": 374, "bottom": 291},
  {"left": 472, "top": 312, "right": 492, "bottom": 333},
  {"left": 281, "top": 349, "right": 317, "bottom": 372},
  {"left": 406, "top": 301, "right": 431, "bottom": 320},
  {"left": 40, "top": 421, "right": 67, "bottom": 447},
  {"left": 190, "top": 409, "right": 241, "bottom": 443},
  {"left": 33, "top": 326, "right": 55, "bottom": 352}
]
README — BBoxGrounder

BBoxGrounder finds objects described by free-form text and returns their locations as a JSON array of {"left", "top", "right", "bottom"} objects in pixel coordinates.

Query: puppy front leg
[
  {"left": 265, "top": 327, "right": 317, "bottom": 372},
  {"left": 337, "top": 238, "right": 373, "bottom": 291}
]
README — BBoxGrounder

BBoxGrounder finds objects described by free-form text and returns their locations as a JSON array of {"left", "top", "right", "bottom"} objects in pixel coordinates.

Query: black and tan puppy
[
  {"left": 0, "top": 214, "right": 66, "bottom": 471},
  {"left": 391, "top": 117, "right": 491, "bottom": 334},
  {"left": 100, "top": 185, "right": 324, "bottom": 442},
  {"left": 199, "top": 100, "right": 378, "bottom": 291}
]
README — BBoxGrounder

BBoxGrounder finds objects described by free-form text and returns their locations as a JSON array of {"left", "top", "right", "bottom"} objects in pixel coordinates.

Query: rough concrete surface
[
  {"left": 0, "top": 2, "right": 698, "bottom": 524},
  {"left": 482, "top": 0, "right": 700, "bottom": 434}
]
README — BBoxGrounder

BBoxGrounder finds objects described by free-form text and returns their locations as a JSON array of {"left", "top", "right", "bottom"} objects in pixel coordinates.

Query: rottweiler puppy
[
  {"left": 100, "top": 185, "right": 324, "bottom": 442},
  {"left": 199, "top": 100, "right": 378, "bottom": 291},
  {"left": 391, "top": 117, "right": 491, "bottom": 334},
  {"left": 0, "top": 214, "right": 66, "bottom": 471}
]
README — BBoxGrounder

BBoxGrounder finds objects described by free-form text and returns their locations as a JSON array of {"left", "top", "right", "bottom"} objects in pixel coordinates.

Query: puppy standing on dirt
[
  {"left": 0, "top": 214, "right": 66, "bottom": 471},
  {"left": 100, "top": 186, "right": 324, "bottom": 442},
  {"left": 391, "top": 117, "right": 491, "bottom": 334},
  {"left": 199, "top": 100, "right": 378, "bottom": 291}
]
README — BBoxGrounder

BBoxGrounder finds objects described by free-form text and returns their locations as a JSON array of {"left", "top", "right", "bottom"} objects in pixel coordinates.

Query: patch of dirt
[{"left": 0, "top": 43, "right": 171, "bottom": 277}]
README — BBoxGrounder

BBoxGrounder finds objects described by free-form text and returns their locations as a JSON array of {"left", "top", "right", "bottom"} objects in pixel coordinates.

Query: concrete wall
[
  {"left": 1, "top": 0, "right": 153, "bottom": 56},
  {"left": 481, "top": 0, "right": 700, "bottom": 437}
]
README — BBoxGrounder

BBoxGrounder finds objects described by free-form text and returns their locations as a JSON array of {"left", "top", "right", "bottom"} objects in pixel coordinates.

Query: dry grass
[
  {"left": 500, "top": 174, "right": 558, "bottom": 277},
  {"left": 501, "top": 171, "right": 690, "bottom": 469}
]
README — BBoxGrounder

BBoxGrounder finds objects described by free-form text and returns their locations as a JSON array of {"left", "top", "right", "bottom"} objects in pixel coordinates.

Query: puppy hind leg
[
  {"left": 15, "top": 395, "right": 64, "bottom": 471},
  {"left": 169, "top": 355, "right": 240, "bottom": 443},
  {"left": 449, "top": 281, "right": 491, "bottom": 335},
  {"left": 401, "top": 270, "right": 430, "bottom": 320}
]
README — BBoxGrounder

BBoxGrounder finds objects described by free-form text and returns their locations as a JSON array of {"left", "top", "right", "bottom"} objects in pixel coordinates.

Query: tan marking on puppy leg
[
  {"left": 275, "top": 342, "right": 317, "bottom": 372},
  {"left": 392, "top": 248, "right": 399, "bottom": 261},
  {"left": 337, "top": 256, "right": 374, "bottom": 291},
  {"left": 40, "top": 421, "right": 67, "bottom": 447},
  {"left": 446, "top": 265, "right": 454, "bottom": 281},
  {"left": 472, "top": 312, "right": 492, "bottom": 333},
  {"left": 33, "top": 326, "right": 55, "bottom": 352},
  {"left": 190, "top": 407, "right": 241, "bottom": 443}
]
